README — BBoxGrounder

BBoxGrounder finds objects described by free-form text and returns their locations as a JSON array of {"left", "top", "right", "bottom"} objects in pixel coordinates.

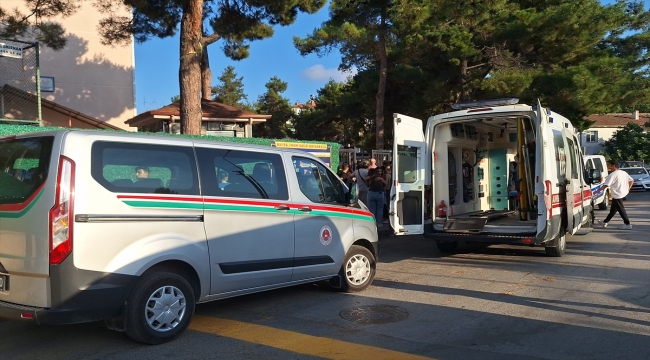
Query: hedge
[{"left": 0, "top": 124, "right": 340, "bottom": 171}]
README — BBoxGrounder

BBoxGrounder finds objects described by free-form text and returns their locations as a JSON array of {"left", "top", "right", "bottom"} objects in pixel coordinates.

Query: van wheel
[
  {"left": 598, "top": 196, "right": 609, "bottom": 210},
  {"left": 545, "top": 234, "right": 566, "bottom": 257},
  {"left": 339, "top": 245, "right": 376, "bottom": 292},
  {"left": 436, "top": 241, "right": 458, "bottom": 253},
  {"left": 125, "top": 272, "right": 195, "bottom": 344}
]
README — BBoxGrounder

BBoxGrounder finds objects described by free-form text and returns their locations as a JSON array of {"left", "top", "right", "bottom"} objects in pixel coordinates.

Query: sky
[{"left": 134, "top": 5, "right": 352, "bottom": 114}]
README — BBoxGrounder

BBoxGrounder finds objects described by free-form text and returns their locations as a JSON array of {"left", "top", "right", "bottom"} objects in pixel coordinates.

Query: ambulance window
[
  {"left": 0, "top": 136, "right": 53, "bottom": 205},
  {"left": 585, "top": 159, "right": 594, "bottom": 171},
  {"left": 566, "top": 138, "right": 579, "bottom": 179},
  {"left": 91, "top": 142, "right": 199, "bottom": 195},
  {"left": 552, "top": 130, "right": 566, "bottom": 183},
  {"left": 196, "top": 148, "right": 289, "bottom": 200},
  {"left": 292, "top": 157, "right": 342, "bottom": 204},
  {"left": 397, "top": 145, "right": 418, "bottom": 184}
]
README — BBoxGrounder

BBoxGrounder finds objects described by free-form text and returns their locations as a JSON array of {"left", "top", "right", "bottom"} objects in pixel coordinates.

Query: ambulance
[{"left": 389, "top": 98, "right": 595, "bottom": 257}]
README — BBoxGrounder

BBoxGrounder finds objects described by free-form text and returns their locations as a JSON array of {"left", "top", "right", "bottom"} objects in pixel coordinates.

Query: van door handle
[
  {"left": 298, "top": 207, "right": 312, "bottom": 212},
  {"left": 274, "top": 205, "right": 290, "bottom": 211}
]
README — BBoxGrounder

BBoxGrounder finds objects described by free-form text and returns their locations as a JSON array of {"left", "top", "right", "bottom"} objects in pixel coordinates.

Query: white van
[
  {"left": 584, "top": 155, "right": 610, "bottom": 210},
  {"left": 389, "top": 99, "right": 595, "bottom": 257},
  {"left": 0, "top": 130, "right": 378, "bottom": 344}
]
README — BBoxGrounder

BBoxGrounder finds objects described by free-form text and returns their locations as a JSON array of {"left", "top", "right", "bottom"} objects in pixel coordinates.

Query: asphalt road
[{"left": 1, "top": 192, "right": 649, "bottom": 360}]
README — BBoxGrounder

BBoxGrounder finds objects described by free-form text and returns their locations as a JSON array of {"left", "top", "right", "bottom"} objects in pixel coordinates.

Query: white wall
[{"left": 7, "top": 0, "right": 136, "bottom": 129}]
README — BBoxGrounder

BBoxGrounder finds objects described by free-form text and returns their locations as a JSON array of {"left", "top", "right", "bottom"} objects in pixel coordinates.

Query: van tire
[
  {"left": 339, "top": 245, "right": 376, "bottom": 292},
  {"left": 545, "top": 234, "right": 566, "bottom": 257},
  {"left": 436, "top": 241, "right": 458, "bottom": 253},
  {"left": 598, "top": 196, "right": 608, "bottom": 210},
  {"left": 125, "top": 272, "right": 196, "bottom": 344}
]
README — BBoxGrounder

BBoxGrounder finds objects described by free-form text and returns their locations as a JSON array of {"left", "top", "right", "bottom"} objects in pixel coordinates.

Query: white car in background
[{"left": 621, "top": 167, "right": 650, "bottom": 191}]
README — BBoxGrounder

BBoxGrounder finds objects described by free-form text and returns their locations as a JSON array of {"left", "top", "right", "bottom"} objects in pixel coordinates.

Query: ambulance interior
[{"left": 432, "top": 115, "right": 539, "bottom": 234}]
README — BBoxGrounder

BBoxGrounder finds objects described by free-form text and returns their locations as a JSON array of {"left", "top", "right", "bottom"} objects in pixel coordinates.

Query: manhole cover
[{"left": 340, "top": 305, "right": 409, "bottom": 325}]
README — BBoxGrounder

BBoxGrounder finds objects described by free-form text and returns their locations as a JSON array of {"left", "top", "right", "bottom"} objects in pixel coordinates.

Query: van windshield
[{"left": 0, "top": 136, "right": 53, "bottom": 205}]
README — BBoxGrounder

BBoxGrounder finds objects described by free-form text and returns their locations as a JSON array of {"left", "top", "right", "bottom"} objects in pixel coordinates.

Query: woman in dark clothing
[
  {"left": 338, "top": 163, "right": 354, "bottom": 188},
  {"left": 366, "top": 168, "right": 387, "bottom": 227}
]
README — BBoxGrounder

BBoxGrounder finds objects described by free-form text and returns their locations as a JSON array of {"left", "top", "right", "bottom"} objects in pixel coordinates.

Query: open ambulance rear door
[
  {"left": 534, "top": 100, "right": 564, "bottom": 240},
  {"left": 389, "top": 113, "right": 427, "bottom": 235}
]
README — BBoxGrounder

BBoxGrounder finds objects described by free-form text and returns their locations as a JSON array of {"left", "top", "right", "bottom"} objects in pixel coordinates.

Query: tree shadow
[{"left": 38, "top": 34, "right": 134, "bottom": 127}]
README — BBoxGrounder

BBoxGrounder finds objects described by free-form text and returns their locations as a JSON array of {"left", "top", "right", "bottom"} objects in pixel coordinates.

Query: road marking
[{"left": 189, "top": 315, "right": 434, "bottom": 360}]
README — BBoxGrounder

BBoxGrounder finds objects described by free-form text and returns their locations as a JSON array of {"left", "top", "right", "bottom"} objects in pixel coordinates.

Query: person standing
[
  {"left": 353, "top": 161, "right": 369, "bottom": 205},
  {"left": 598, "top": 160, "right": 634, "bottom": 229},
  {"left": 368, "top": 158, "right": 378, "bottom": 169},
  {"left": 366, "top": 168, "right": 387, "bottom": 227},
  {"left": 338, "top": 163, "right": 354, "bottom": 188}
]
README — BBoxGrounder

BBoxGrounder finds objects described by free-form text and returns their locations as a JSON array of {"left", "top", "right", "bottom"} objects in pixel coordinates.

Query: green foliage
[
  {"left": 211, "top": 66, "right": 248, "bottom": 106},
  {"left": 252, "top": 77, "right": 294, "bottom": 139},
  {"left": 299, "top": 0, "right": 650, "bottom": 147},
  {"left": 170, "top": 95, "right": 180, "bottom": 103},
  {"left": 601, "top": 123, "right": 650, "bottom": 162},
  {"left": 0, "top": 124, "right": 339, "bottom": 170},
  {"left": 0, "top": 0, "right": 79, "bottom": 50}
]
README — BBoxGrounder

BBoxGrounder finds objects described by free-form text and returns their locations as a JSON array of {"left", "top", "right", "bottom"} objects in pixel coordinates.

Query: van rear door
[
  {"left": 390, "top": 114, "right": 427, "bottom": 235},
  {"left": 0, "top": 135, "right": 56, "bottom": 307}
]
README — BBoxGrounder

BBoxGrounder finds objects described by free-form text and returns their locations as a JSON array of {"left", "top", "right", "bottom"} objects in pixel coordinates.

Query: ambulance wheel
[
  {"left": 436, "top": 241, "right": 458, "bottom": 253},
  {"left": 545, "top": 234, "right": 566, "bottom": 257},
  {"left": 598, "top": 196, "right": 608, "bottom": 210},
  {"left": 339, "top": 245, "right": 376, "bottom": 292},
  {"left": 125, "top": 272, "right": 195, "bottom": 344}
]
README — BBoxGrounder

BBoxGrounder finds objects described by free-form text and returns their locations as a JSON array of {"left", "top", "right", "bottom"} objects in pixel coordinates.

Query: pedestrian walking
[{"left": 598, "top": 160, "right": 634, "bottom": 229}]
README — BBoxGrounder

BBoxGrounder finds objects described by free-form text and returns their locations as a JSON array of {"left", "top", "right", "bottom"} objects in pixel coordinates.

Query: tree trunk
[
  {"left": 179, "top": 0, "right": 204, "bottom": 135},
  {"left": 200, "top": 49, "right": 212, "bottom": 100},
  {"left": 375, "top": 18, "right": 388, "bottom": 150},
  {"left": 460, "top": 59, "right": 470, "bottom": 102}
]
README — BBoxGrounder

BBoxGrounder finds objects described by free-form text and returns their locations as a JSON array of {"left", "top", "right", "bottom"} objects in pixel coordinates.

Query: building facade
[
  {"left": 580, "top": 111, "right": 649, "bottom": 155},
  {"left": 2, "top": 0, "right": 136, "bottom": 130}
]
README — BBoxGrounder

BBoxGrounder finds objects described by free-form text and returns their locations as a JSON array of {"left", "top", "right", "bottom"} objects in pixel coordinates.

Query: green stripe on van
[
  {"left": 123, "top": 199, "right": 375, "bottom": 222},
  {"left": 0, "top": 189, "right": 44, "bottom": 218},
  {"left": 122, "top": 201, "right": 204, "bottom": 210}
]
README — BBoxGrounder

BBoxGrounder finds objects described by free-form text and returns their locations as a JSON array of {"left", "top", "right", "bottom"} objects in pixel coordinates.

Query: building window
[{"left": 585, "top": 131, "right": 598, "bottom": 143}]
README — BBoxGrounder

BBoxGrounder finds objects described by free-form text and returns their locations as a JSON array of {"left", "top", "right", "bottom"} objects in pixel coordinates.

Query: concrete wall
[{"left": 6, "top": 0, "right": 136, "bottom": 130}]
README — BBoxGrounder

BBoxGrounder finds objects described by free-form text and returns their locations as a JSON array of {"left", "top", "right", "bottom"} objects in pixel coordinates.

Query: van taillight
[{"left": 49, "top": 156, "right": 75, "bottom": 265}]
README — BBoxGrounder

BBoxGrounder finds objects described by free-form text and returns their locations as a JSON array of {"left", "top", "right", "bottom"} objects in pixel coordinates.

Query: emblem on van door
[{"left": 320, "top": 225, "right": 333, "bottom": 246}]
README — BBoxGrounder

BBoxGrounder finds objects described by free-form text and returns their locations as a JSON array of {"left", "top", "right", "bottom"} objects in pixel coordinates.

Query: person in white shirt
[{"left": 598, "top": 160, "right": 634, "bottom": 229}]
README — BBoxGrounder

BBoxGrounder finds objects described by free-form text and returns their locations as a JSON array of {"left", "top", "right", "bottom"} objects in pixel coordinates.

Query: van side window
[
  {"left": 0, "top": 136, "right": 53, "bottom": 205},
  {"left": 292, "top": 157, "right": 342, "bottom": 204},
  {"left": 91, "top": 142, "right": 199, "bottom": 195},
  {"left": 196, "top": 148, "right": 289, "bottom": 200}
]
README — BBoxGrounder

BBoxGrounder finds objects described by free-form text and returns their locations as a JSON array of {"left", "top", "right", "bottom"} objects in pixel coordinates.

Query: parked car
[
  {"left": 620, "top": 167, "right": 650, "bottom": 191},
  {"left": 618, "top": 160, "right": 650, "bottom": 171},
  {"left": 584, "top": 155, "right": 610, "bottom": 210}
]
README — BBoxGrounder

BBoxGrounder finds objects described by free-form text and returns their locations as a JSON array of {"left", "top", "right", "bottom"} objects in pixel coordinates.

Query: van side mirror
[{"left": 589, "top": 169, "right": 602, "bottom": 185}]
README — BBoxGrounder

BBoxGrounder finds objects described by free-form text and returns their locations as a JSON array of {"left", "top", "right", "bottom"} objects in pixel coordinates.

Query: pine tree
[
  {"left": 211, "top": 66, "right": 247, "bottom": 107},
  {"left": 95, "top": 0, "right": 325, "bottom": 135},
  {"left": 253, "top": 77, "right": 293, "bottom": 139}
]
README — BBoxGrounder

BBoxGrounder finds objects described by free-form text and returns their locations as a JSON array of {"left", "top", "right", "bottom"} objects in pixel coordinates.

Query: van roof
[{"left": 12, "top": 129, "right": 324, "bottom": 159}]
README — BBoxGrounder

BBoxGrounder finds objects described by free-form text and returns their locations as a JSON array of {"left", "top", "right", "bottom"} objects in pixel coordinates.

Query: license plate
[{"left": 0, "top": 274, "right": 7, "bottom": 292}]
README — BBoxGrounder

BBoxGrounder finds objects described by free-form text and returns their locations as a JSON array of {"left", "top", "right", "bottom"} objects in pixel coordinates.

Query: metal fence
[{"left": 0, "top": 39, "right": 41, "bottom": 125}]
